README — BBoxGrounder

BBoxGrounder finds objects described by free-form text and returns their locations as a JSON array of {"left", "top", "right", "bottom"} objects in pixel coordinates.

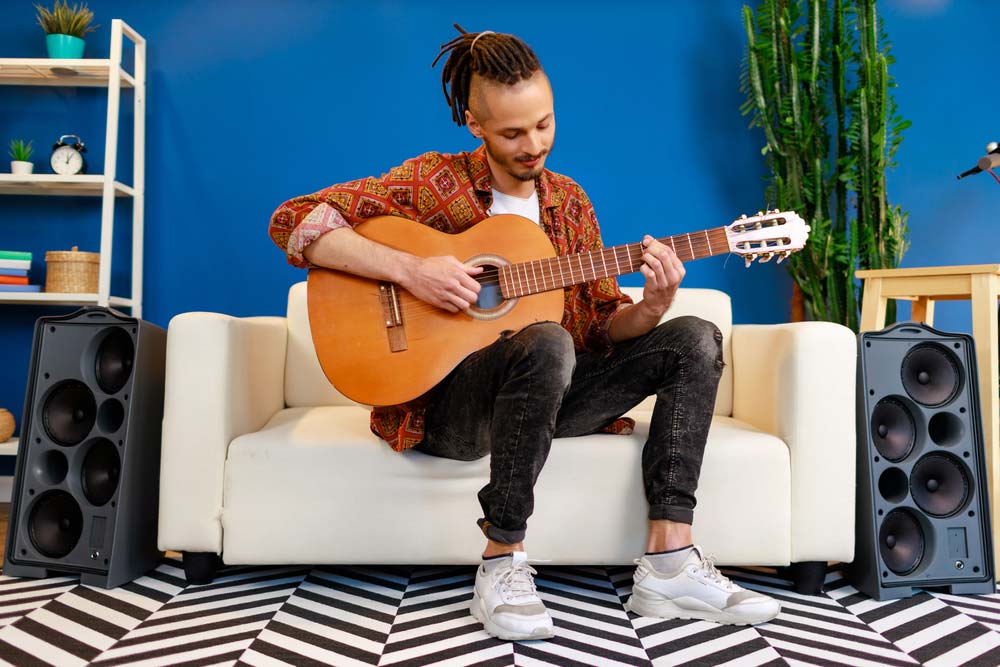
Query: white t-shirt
[{"left": 488, "top": 188, "right": 540, "bottom": 225}]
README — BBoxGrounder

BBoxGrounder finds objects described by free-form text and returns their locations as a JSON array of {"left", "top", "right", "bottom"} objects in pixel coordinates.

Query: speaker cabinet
[
  {"left": 4, "top": 307, "right": 166, "bottom": 588},
  {"left": 852, "top": 322, "right": 995, "bottom": 600}
]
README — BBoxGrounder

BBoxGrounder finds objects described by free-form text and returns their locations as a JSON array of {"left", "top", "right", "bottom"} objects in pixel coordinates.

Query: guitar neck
[{"left": 500, "top": 226, "right": 729, "bottom": 298}]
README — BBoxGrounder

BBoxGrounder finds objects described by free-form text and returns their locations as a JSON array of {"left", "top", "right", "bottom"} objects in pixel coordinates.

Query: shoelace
[
  {"left": 694, "top": 552, "right": 737, "bottom": 590},
  {"left": 493, "top": 562, "right": 540, "bottom": 602}
]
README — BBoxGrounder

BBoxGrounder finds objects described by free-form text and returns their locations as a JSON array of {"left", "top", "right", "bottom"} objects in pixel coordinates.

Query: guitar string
[{"left": 393, "top": 237, "right": 732, "bottom": 317}]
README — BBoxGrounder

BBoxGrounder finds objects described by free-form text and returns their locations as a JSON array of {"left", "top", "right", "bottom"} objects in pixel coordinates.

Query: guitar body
[{"left": 307, "top": 214, "right": 565, "bottom": 406}]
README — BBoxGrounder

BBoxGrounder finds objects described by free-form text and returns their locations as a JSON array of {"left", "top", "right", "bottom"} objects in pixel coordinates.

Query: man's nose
[{"left": 524, "top": 131, "right": 544, "bottom": 157}]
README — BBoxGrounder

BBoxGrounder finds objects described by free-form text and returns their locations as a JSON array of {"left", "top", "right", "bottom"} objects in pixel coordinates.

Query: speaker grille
[
  {"left": 28, "top": 491, "right": 83, "bottom": 558},
  {"left": 901, "top": 344, "right": 961, "bottom": 407},
  {"left": 879, "top": 509, "right": 925, "bottom": 575},
  {"left": 911, "top": 453, "right": 971, "bottom": 518},
  {"left": 42, "top": 380, "right": 97, "bottom": 446}
]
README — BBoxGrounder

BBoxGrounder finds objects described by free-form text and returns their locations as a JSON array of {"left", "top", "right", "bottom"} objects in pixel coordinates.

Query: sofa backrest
[{"left": 285, "top": 282, "right": 733, "bottom": 416}]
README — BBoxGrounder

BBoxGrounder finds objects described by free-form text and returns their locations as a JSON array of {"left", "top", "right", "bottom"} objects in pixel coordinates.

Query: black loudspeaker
[
  {"left": 852, "top": 322, "right": 995, "bottom": 600},
  {"left": 3, "top": 307, "right": 166, "bottom": 588}
]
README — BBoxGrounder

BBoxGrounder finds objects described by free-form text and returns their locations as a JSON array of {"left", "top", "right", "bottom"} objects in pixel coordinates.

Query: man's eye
[
  {"left": 537, "top": 124, "right": 550, "bottom": 130},
  {"left": 503, "top": 133, "right": 518, "bottom": 140}
]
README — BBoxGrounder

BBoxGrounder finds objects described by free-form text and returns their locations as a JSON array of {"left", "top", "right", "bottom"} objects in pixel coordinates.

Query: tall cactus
[{"left": 741, "top": 0, "right": 909, "bottom": 332}]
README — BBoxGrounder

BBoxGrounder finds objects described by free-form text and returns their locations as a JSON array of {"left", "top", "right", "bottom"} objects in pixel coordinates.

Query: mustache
[{"left": 516, "top": 150, "right": 548, "bottom": 162}]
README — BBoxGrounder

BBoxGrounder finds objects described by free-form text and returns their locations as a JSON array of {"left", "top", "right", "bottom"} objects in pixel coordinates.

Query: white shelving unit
[
  {"left": 0, "top": 20, "right": 145, "bottom": 460},
  {"left": 0, "top": 19, "right": 146, "bottom": 317}
]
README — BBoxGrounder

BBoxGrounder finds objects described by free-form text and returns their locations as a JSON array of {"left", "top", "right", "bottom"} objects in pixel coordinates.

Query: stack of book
[{"left": 0, "top": 250, "right": 40, "bottom": 292}]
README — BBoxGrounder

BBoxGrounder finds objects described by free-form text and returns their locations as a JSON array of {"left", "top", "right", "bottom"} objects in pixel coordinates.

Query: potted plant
[
  {"left": 741, "top": 0, "right": 909, "bottom": 332},
  {"left": 9, "top": 139, "right": 34, "bottom": 175},
  {"left": 35, "top": 0, "right": 98, "bottom": 59}
]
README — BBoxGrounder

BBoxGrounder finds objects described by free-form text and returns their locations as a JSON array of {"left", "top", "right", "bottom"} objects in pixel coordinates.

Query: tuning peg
[
  {"left": 739, "top": 213, "right": 748, "bottom": 220},
  {"left": 756, "top": 210, "right": 764, "bottom": 216},
  {"left": 744, "top": 255, "right": 755, "bottom": 268},
  {"left": 758, "top": 252, "right": 773, "bottom": 263},
  {"left": 776, "top": 251, "right": 787, "bottom": 264}
]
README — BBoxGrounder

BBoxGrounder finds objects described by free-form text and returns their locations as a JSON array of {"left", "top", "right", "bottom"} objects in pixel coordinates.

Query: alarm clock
[{"left": 51, "top": 135, "right": 87, "bottom": 175}]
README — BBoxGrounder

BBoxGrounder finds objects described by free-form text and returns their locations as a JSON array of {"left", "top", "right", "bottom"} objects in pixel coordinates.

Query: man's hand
[
  {"left": 402, "top": 256, "right": 483, "bottom": 313},
  {"left": 638, "top": 235, "right": 685, "bottom": 318}
]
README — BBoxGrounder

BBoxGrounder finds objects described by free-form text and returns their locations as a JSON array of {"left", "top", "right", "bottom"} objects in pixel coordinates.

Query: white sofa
[{"left": 158, "top": 283, "right": 857, "bottom": 590}]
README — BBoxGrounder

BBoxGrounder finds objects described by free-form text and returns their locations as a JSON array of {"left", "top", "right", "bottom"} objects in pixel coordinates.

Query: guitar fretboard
[{"left": 499, "top": 226, "right": 730, "bottom": 298}]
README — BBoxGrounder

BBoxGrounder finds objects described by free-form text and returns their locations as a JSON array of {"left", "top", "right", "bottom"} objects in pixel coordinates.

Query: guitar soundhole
[
  {"left": 465, "top": 258, "right": 518, "bottom": 321},
  {"left": 475, "top": 264, "right": 505, "bottom": 310}
]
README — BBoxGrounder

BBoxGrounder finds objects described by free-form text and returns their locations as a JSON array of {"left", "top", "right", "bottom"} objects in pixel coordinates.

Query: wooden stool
[{"left": 857, "top": 264, "right": 1000, "bottom": 571}]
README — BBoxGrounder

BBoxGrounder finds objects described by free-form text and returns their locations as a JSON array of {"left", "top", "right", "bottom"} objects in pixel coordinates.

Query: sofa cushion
[
  {"left": 222, "top": 406, "right": 787, "bottom": 565},
  {"left": 284, "top": 282, "right": 733, "bottom": 416}
]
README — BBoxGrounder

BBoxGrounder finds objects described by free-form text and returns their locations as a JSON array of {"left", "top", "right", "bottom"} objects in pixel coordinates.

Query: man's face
[{"left": 466, "top": 71, "right": 556, "bottom": 183}]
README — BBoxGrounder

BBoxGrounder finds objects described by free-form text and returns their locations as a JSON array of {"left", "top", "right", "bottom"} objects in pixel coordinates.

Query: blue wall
[{"left": 1, "top": 0, "right": 998, "bottom": 430}]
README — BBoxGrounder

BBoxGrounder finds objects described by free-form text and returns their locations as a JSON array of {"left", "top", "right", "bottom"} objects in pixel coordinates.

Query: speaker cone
[
  {"left": 96, "top": 328, "right": 134, "bottom": 394},
  {"left": 901, "top": 344, "right": 961, "bottom": 407},
  {"left": 28, "top": 491, "right": 83, "bottom": 558},
  {"left": 911, "top": 453, "right": 970, "bottom": 517},
  {"left": 43, "top": 380, "right": 97, "bottom": 446},
  {"left": 871, "top": 398, "right": 916, "bottom": 462},
  {"left": 82, "top": 439, "right": 121, "bottom": 506},
  {"left": 879, "top": 509, "right": 924, "bottom": 575}
]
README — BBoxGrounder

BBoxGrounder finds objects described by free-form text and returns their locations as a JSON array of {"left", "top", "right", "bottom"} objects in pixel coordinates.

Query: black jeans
[{"left": 416, "top": 316, "right": 725, "bottom": 545}]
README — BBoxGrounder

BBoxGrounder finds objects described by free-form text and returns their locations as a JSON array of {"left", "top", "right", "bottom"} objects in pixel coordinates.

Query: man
[{"left": 269, "top": 25, "right": 780, "bottom": 641}]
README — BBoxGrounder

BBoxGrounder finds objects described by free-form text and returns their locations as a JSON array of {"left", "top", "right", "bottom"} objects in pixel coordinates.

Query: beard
[{"left": 482, "top": 136, "right": 552, "bottom": 182}]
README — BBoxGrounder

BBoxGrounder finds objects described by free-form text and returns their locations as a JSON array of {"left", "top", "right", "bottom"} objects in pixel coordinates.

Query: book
[
  {"left": 0, "top": 259, "right": 31, "bottom": 271},
  {"left": 0, "top": 251, "right": 32, "bottom": 261},
  {"left": 0, "top": 268, "right": 29, "bottom": 277},
  {"left": 0, "top": 284, "right": 41, "bottom": 292},
  {"left": 0, "top": 276, "right": 29, "bottom": 285}
]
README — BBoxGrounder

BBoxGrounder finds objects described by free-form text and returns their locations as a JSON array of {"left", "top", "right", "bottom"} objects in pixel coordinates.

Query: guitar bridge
[{"left": 379, "top": 282, "right": 408, "bottom": 352}]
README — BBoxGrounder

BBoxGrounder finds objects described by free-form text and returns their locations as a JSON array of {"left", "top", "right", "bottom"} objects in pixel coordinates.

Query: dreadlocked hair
[{"left": 431, "top": 23, "right": 541, "bottom": 127}]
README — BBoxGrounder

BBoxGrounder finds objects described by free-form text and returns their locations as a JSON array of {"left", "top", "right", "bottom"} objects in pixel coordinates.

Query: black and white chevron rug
[{"left": 0, "top": 559, "right": 998, "bottom": 666}]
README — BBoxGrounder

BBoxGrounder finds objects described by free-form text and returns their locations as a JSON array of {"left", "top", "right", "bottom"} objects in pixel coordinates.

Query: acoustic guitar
[{"left": 307, "top": 210, "right": 809, "bottom": 406}]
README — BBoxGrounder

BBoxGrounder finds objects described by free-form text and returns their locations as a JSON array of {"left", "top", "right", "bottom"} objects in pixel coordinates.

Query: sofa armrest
[
  {"left": 158, "top": 313, "right": 288, "bottom": 554},
  {"left": 732, "top": 322, "right": 857, "bottom": 563}
]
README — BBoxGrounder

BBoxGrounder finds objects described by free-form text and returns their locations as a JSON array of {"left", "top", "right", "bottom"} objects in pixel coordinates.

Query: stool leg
[
  {"left": 860, "top": 278, "right": 887, "bottom": 332},
  {"left": 911, "top": 297, "right": 935, "bottom": 325},
  {"left": 971, "top": 274, "right": 1000, "bottom": 575}
]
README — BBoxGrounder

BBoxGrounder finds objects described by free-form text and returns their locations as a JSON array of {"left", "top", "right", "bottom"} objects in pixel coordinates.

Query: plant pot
[
  {"left": 11, "top": 161, "right": 34, "bottom": 175},
  {"left": 46, "top": 34, "right": 85, "bottom": 59}
]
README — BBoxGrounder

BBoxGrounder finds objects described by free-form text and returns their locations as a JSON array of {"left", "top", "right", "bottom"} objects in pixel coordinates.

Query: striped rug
[{"left": 0, "top": 559, "right": 997, "bottom": 666}]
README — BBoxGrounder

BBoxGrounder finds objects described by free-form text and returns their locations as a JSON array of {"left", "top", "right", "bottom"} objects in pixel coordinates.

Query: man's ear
[{"left": 465, "top": 110, "right": 483, "bottom": 139}]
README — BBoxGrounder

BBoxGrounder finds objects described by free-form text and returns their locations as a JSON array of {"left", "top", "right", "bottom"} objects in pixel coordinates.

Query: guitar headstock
[{"left": 726, "top": 210, "right": 810, "bottom": 267}]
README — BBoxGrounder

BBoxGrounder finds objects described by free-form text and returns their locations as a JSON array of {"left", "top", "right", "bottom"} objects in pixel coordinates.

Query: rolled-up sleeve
[{"left": 268, "top": 156, "right": 426, "bottom": 268}]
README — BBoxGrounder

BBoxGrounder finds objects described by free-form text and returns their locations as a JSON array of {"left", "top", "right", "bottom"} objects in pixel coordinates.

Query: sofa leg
[
  {"left": 183, "top": 552, "right": 223, "bottom": 585},
  {"left": 790, "top": 561, "right": 826, "bottom": 595}
]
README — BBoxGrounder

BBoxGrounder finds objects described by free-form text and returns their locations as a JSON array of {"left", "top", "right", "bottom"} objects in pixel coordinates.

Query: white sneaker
[
  {"left": 625, "top": 546, "right": 780, "bottom": 626},
  {"left": 471, "top": 551, "right": 555, "bottom": 641}
]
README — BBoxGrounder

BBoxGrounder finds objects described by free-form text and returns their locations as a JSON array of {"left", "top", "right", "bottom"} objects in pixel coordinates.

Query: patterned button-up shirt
[{"left": 269, "top": 144, "right": 635, "bottom": 451}]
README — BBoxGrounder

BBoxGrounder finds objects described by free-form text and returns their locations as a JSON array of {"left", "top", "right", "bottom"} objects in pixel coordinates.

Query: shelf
[
  {"left": 0, "top": 58, "right": 134, "bottom": 87},
  {"left": 0, "top": 174, "right": 135, "bottom": 197},
  {"left": 0, "top": 439, "right": 17, "bottom": 457},
  {"left": 0, "top": 292, "right": 133, "bottom": 308}
]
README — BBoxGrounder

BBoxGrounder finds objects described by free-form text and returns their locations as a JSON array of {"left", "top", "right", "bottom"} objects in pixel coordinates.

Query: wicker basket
[{"left": 45, "top": 246, "right": 99, "bottom": 293}]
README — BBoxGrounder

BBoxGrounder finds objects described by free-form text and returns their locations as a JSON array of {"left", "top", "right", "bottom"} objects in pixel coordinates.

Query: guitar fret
[
  {"left": 529, "top": 260, "right": 538, "bottom": 293},
  {"left": 670, "top": 237, "right": 677, "bottom": 255},
  {"left": 589, "top": 252, "right": 596, "bottom": 281},
  {"left": 519, "top": 263, "right": 528, "bottom": 296},
  {"left": 703, "top": 229, "right": 712, "bottom": 256},
  {"left": 577, "top": 254, "right": 586, "bottom": 282},
  {"left": 686, "top": 234, "right": 694, "bottom": 260},
  {"left": 613, "top": 248, "right": 621, "bottom": 275}
]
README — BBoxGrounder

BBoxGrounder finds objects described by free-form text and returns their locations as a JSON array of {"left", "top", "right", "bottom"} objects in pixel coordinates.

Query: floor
[{"left": 0, "top": 550, "right": 998, "bottom": 665}]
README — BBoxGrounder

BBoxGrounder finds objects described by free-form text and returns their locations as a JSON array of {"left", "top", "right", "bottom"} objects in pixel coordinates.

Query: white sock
[
  {"left": 645, "top": 545, "right": 694, "bottom": 575},
  {"left": 482, "top": 550, "right": 524, "bottom": 574}
]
